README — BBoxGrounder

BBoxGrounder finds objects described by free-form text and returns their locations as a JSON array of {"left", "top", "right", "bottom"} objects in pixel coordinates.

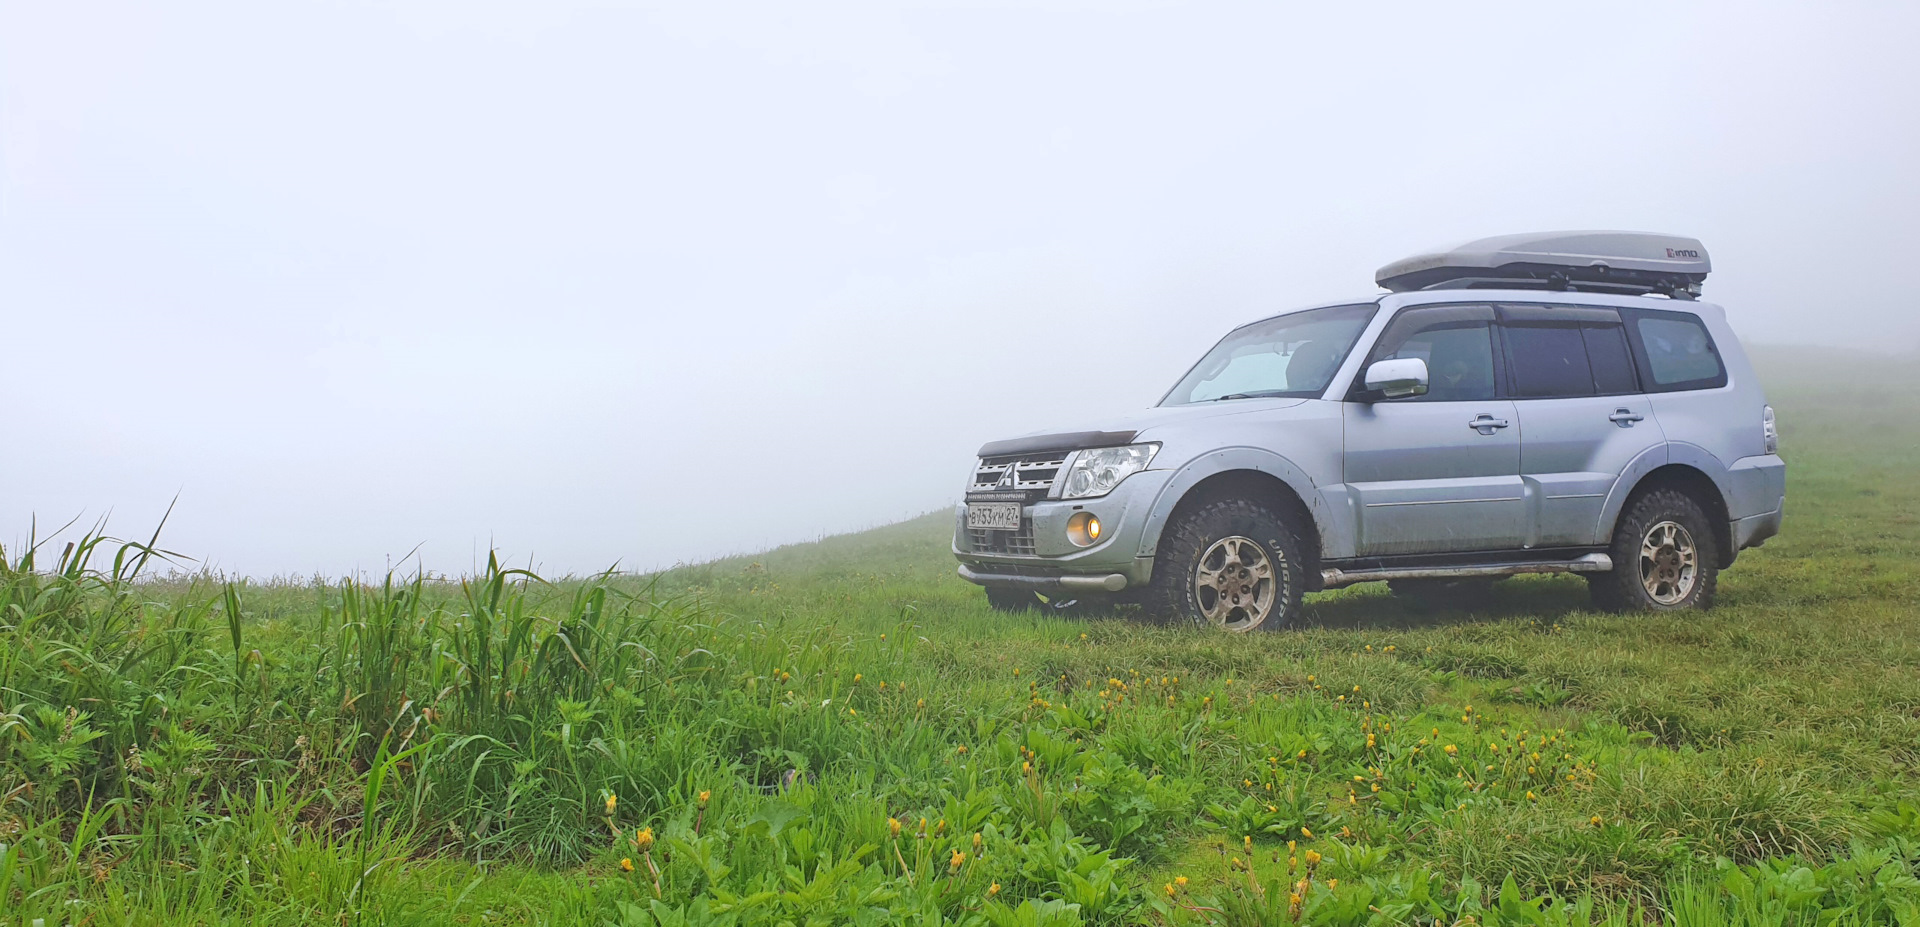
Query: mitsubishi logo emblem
[{"left": 996, "top": 465, "right": 1018, "bottom": 489}]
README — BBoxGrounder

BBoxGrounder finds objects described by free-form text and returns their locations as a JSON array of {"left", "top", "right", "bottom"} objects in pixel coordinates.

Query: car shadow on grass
[{"left": 1298, "top": 574, "right": 1601, "bottom": 631}]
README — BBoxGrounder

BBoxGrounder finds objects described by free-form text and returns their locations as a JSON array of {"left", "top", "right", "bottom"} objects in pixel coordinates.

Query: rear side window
[
  {"left": 1582, "top": 323, "right": 1639, "bottom": 394},
  {"left": 1624, "top": 309, "right": 1727, "bottom": 391},
  {"left": 1498, "top": 304, "right": 1645, "bottom": 398},
  {"left": 1505, "top": 324, "right": 1594, "bottom": 398}
]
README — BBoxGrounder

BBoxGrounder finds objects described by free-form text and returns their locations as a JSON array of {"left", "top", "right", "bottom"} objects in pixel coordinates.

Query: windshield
[{"left": 1160, "top": 303, "right": 1378, "bottom": 405}]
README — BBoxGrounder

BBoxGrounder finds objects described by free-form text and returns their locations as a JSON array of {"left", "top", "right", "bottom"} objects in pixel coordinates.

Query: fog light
[{"left": 1067, "top": 512, "right": 1102, "bottom": 547}]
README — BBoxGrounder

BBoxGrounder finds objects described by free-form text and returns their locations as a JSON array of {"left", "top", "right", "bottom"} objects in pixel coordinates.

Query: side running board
[{"left": 1318, "top": 553, "right": 1612, "bottom": 590}]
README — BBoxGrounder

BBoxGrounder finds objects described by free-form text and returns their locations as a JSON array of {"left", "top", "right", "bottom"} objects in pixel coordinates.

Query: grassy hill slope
[{"left": 3, "top": 348, "right": 1917, "bottom": 926}]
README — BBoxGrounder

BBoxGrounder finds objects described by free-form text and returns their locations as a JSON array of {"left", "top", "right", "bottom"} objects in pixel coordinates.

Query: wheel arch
[
  {"left": 1139, "top": 450, "right": 1332, "bottom": 588},
  {"left": 1608, "top": 462, "right": 1736, "bottom": 568}
]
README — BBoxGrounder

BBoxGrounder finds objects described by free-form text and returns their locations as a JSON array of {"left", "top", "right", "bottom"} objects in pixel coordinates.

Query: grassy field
[{"left": 3, "top": 349, "right": 1918, "bottom": 926}]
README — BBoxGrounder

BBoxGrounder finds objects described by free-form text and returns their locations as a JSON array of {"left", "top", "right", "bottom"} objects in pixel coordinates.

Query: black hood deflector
[{"left": 977, "top": 430, "right": 1137, "bottom": 458}]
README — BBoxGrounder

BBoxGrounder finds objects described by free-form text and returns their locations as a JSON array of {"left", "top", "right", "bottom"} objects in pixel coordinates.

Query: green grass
[{"left": 3, "top": 348, "right": 1918, "bottom": 926}]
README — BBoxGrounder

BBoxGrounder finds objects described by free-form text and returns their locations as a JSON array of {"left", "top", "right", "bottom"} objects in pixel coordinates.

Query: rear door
[
  {"left": 1342, "top": 304, "right": 1528, "bottom": 555},
  {"left": 1498, "top": 304, "right": 1666, "bottom": 548}
]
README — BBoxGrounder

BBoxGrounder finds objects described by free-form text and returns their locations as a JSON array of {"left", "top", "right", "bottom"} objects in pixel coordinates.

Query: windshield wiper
[{"left": 1208, "top": 390, "right": 1288, "bottom": 402}]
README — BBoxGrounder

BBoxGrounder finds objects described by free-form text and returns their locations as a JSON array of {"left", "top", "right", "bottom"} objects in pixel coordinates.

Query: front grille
[
  {"left": 971, "top": 454, "right": 1067, "bottom": 494},
  {"left": 970, "top": 517, "right": 1037, "bottom": 555}
]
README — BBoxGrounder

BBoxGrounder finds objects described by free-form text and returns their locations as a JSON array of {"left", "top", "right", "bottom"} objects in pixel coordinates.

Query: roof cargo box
[{"left": 1376, "top": 231, "right": 1710, "bottom": 299}]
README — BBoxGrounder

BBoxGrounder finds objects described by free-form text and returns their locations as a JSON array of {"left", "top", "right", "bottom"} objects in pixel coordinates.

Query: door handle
[
  {"left": 1608, "top": 408, "right": 1644, "bottom": 427},
  {"left": 1469, "top": 414, "right": 1510, "bottom": 435}
]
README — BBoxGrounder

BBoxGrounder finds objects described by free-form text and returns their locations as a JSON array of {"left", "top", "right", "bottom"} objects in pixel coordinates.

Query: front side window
[
  {"left": 1161, "top": 303, "right": 1377, "bottom": 405},
  {"left": 1378, "top": 321, "right": 1497, "bottom": 402}
]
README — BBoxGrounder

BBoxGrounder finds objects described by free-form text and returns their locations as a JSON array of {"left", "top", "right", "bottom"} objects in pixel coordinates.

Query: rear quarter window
[{"left": 1622, "top": 308, "right": 1728, "bottom": 392}]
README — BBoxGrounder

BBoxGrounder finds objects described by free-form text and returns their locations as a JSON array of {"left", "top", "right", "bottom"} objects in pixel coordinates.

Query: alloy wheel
[
  {"left": 1194, "top": 535, "right": 1277, "bottom": 631},
  {"left": 1639, "top": 520, "right": 1699, "bottom": 605}
]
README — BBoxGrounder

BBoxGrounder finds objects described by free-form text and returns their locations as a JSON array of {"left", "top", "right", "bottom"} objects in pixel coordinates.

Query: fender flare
[
  {"left": 1595, "top": 441, "right": 1733, "bottom": 541},
  {"left": 1134, "top": 447, "right": 1337, "bottom": 561}
]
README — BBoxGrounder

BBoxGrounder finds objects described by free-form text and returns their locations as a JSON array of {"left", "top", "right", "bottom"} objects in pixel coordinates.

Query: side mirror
[{"left": 1364, "top": 357, "right": 1429, "bottom": 400}]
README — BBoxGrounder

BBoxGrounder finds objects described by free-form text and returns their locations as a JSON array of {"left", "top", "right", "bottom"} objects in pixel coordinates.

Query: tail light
[{"left": 1762, "top": 405, "right": 1778, "bottom": 454}]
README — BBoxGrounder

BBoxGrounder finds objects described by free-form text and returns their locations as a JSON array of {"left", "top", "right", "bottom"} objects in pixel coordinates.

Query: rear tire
[
  {"left": 1145, "top": 497, "right": 1306, "bottom": 632},
  {"left": 1588, "top": 488, "right": 1719, "bottom": 613},
  {"left": 984, "top": 587, "right": 1040, "bottom": 612}
]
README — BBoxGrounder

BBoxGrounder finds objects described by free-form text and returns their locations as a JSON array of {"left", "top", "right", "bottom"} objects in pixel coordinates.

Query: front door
[
  {"left": 1342, "top": 305, "right": 1528, "bottom": 555},
  {"left": 1498, "top": 305, "right": 1667, "bottom": 548}
]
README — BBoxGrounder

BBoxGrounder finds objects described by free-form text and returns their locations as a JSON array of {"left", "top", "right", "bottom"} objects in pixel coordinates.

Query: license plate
[{"left": 966, "top": 502, "right": 1022, "bottom": 530}]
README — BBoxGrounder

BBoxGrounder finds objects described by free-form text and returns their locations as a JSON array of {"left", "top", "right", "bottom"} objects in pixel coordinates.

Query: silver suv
[{"left": 954, "top": 232, "right": 1786, "bottom": 630}]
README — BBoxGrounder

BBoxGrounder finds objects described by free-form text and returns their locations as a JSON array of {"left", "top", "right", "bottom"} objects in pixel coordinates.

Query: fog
[{"left": 4, "top": 1, "right": 1916, "bottom": 578}]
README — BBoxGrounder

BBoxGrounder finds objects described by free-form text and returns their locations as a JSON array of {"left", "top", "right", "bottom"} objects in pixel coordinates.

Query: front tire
[
  {"left": 1146, "top": 498, "right": 1306, "bottom": 632},
  {"left": 1588, "top": 488, "right": 1720, "bottom": 612}
]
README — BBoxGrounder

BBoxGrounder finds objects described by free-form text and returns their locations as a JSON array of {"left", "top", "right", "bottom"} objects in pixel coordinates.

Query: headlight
[{"left": 1060, "top": 443, "right": 1159, "bottom": 499}]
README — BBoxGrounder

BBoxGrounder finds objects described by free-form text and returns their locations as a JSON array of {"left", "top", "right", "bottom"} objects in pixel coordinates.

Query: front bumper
[
  {"left": 952, "top": 468, "right": 1171, "bottom": 591},
  {"left": 956, "top": 564, "right": 1130, "bottom": 593}
]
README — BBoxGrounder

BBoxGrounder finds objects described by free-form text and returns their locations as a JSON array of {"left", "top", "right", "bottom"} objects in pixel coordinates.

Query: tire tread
[
  {"left": 1144, "top": 497, "right": 1306, "bottom": 631},
  {"left": 1589, "top": 487, "right": 1720, "bottom": 612}
]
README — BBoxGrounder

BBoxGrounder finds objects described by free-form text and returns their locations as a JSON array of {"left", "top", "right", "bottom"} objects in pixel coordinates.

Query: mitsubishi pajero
[{"left": 954, "top": 231, "right": 1786, "bottom": 630}]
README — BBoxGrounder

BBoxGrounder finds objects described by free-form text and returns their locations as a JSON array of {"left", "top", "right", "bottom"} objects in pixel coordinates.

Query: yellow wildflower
[
  {"left": 620, "top": 857, "right": 634, "bottom": 872},
  {"left": 634, "top": 828, "right": 655, "bottom": 852},
  {"left": 604, "top": 793, "right": 618, "bottom": 815}
]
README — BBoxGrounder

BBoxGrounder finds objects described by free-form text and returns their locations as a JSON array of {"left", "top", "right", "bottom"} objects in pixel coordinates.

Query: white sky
[{"left": 4, "top": 1, "right": 1917, "bottom": 578}]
